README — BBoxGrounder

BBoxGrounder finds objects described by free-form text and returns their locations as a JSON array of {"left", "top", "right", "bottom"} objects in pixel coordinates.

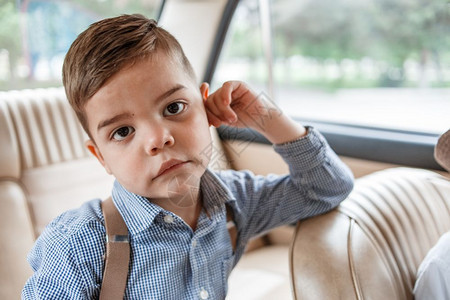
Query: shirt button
[
  {"left": 192, "top": 239, "right": 197, "bottom": 247},
  {"left": 199, "top": 287, "right": 209, "bottom": 299},
  {"left": 164, "top": 214, "right": 174, "bottom": 224}
]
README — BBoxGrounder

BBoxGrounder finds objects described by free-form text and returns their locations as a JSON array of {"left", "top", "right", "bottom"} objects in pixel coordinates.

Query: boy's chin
[{"left": 165, "top": 172, "right": 201, "bottom": 208}]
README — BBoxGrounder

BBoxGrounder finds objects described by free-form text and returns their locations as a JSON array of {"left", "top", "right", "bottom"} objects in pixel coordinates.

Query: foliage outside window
[
  {"left": 213, "top": 0, "right": 450, "bottom": 134},
  {"left": 0, "top": 0, "right": 161, "bottom": 91}
]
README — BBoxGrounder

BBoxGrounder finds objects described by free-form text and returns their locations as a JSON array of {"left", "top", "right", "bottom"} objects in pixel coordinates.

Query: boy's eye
[
  {"left": 112, "top": 126, "right": 135, "bottom": 141},
  {"left": 164, "top": 102, "right": 186, "bottom": 116}
]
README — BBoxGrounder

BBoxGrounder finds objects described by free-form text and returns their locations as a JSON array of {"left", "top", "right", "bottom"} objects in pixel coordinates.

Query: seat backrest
[
  {"left": 0, "top": 87, "right": 231, "bottom": 299},
  {"left": 290, "top": 167, "right": 450, "bottom": 300},
  {"left": 0, "top": 88, "right": 115, "bottom": 299}
]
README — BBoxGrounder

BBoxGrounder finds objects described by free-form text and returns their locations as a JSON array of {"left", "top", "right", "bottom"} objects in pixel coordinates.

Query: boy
[{"left": 22, "top": 14, "right": 353, "bottom": 299}]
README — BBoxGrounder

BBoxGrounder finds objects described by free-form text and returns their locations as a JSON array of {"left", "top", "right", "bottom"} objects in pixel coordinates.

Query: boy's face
[{"left": 84, "top": 52, "right": 212, "bottom": 203}]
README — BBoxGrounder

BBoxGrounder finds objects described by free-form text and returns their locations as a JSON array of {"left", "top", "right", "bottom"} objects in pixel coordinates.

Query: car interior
[{"left": 1, "top": 0, "right": 449, "bottom": 299}]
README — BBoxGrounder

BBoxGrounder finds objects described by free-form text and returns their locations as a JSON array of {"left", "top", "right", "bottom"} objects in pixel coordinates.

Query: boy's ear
[
  {"left": 200, "top": 82, "right": 209, "bottom": 101},
  {"left": 85, "top": 140, "right": 112, "bottom": 174}
]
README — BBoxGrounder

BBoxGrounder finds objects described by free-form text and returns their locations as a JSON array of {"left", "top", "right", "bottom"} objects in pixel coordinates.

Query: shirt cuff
[{"left": 272, "top": 126, "right": 329, "bottom": 171}]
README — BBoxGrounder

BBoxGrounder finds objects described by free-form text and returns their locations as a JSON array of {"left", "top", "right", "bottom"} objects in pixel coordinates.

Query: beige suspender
[
  {"left": 100, "top": 197, "right": 237, "bottom": 299},
  {"left": 100, "top": 197, "right": 130, "bottom": 300}
]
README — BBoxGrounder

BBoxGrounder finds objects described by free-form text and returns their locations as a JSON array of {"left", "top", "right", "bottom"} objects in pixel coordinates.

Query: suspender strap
[
  {"left": 100, "top": 197, "right": 130, "bottom": 300},
  {"left": 99, "top": 197, "right": 236, "bottom": 299}
]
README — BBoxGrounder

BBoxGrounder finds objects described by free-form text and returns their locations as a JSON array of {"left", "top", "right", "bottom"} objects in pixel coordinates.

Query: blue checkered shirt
[{"left": 22, "top": 128, "right": 353, "bottom": 299}]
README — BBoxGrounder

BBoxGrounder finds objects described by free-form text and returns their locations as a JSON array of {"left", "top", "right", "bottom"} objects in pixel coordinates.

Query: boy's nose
[{"left": 145, "top": 128, "right": 175, "bottom": 156}]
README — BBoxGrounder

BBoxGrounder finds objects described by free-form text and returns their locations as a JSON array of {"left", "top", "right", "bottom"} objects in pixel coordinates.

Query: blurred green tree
[
  {"left": 270, "top": 0, "right": 450, "bottom": 87},
  {"left": 0, "top": 1, "right": 22, "bottom": 82}
]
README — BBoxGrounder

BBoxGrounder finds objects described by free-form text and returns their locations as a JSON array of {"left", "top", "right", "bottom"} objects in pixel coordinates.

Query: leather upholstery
[
  {"left": 0, "top": 87, "right": 231, "bottom": 299},
  {"left": 290, "top": 167, "right": 450, "bottom": 300}
]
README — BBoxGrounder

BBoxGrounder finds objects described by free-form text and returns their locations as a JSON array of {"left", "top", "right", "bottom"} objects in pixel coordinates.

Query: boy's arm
[
  {"left": 203, "top": 81, "right": 306, "bottom": 144},
  {"left": 205, "top": 81, "right": 354, "bottom": 238},
  {"left": 218, "top": 127, "right": 354, "bottom": 238}
]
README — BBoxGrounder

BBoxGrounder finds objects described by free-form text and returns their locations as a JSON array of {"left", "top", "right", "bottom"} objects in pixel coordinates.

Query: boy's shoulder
[
  {"left": 36, "top": 199, "right": 106, "bottom": 253},
  {"left": 211, "top": 168, "right": 278, "bottom": 187},
  {"left": 211, "top": 168, "right": 257, "bottom": 181},
  {"left": 207, "top": 168, "right": 277, "bottom": 201},
  {"left": 206, "top": 168, "right": 255, "bottom": 190},
  {"left": 26, "top": 199, "right": 107, "bottom": 292},
  {"left": 48, "top": 198, "right": 104, "bottom": 235}
]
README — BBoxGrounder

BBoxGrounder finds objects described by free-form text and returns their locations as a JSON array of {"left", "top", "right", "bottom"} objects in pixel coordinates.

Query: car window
[
  {"left": 212, "top": 0, "right": 450, "bottom": 135},
  {"left": 0, "top": 0, "right": 162, "bottom": 91}
]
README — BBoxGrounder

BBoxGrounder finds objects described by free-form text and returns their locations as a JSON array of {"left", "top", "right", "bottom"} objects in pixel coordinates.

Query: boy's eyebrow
[
  {"left": 154, "top": 84, "right": 186, "bottom": 104},
  {"left": 97, "top": 113, "right": 133, "bottom": 132},
  {"left": 96, "top": 84, "right": 187, "bottom": 132}
]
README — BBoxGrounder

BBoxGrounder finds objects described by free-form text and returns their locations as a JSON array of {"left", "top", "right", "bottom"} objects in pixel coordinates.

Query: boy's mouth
[{"left": 154, "top": 159, "right": 189, "bottom": 180}]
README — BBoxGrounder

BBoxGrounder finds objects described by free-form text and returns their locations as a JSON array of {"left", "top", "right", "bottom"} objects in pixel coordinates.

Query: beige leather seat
[
  {"left": 290, "top": 167, "right": 450, "bottom": 300},
  {"left": 0, "top": 88, "right": 114, "bottom": 299}
]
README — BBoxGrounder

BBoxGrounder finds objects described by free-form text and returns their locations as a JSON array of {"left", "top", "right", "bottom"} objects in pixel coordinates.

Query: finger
[
  {"left": 228, "top": 81, "right": 249, "bottom": 100},
  {"left": 205, "top": 109, "right": 223, "bottom": 128},
  {"left": 207, "top": 85, "right": 238, "bottom": 123},
  {"left": 206, "top": 97, "right": 238, "bottom": 127},
  {"left": 210, "top": 98, "right": 237, "bottom": 124}
]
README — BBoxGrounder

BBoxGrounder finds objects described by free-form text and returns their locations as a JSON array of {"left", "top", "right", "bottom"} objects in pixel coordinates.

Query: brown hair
[{"left": 62, "top": 14, "right": 196, "bottom": 136}]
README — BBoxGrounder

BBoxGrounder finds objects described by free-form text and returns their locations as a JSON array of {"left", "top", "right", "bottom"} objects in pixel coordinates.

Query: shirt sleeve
[
  {"left": 22, "top": 201, "right": 105, "bottom": 300},
  {"left": 414, "top": 232, "right": 450, "bottom": 300},
  {"left": 414, "top": 260, "right": 450, "bottom": 300},
  {"left": 221, "top": 127, "right": 354, "bottom": 239}
]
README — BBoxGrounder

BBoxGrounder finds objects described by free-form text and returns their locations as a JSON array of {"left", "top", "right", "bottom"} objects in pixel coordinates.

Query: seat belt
[{"left": 100, "top": 197, "right": 237, "bottom": 299}]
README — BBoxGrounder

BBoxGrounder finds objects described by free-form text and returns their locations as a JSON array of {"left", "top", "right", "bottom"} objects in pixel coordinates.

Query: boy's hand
[
  {"left": 203, "top": 81, "right": 307, "bottom": 144},
  {"left": 203, "top": 81, "right": 266, "bottom": 130}
]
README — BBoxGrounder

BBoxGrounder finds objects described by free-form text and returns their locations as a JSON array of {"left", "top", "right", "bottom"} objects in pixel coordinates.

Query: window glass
[
  {"left": 212, "top": 0, "right": 267, "bottom": 91},
  {"left": 213, "top": 0, "right": 450, "bottom": 134},
  {"left": 0, "top": 0, "right": 161, "bottom": 91}
]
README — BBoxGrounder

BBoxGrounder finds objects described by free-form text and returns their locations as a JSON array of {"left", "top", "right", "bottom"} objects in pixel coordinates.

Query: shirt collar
[
  {"left": 111, "top": 181, "right": 163, "bottom": 235},
  {"left": 111, "top": 169, "right": 235, "bottom": 235},
  {"left": 201, "top": 169, "right": 236, "bottom": 216}
]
